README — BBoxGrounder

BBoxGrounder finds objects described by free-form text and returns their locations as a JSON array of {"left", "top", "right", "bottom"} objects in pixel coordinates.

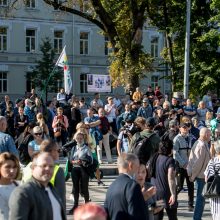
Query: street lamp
[{"left": 184, "top": 0, "right": 191, "bottom": 99}]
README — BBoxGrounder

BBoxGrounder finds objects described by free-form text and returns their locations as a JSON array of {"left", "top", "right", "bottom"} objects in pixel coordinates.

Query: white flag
[
  {"left": 55, "top": 45, "right": 66, "bottom": 67},
  {"left": 55, "top": 46, "right": 72, "bottom": 95}
]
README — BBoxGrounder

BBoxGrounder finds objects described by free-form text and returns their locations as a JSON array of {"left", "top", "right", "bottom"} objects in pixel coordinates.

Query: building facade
[{"left": 0, "top": 0, "right": 171, "bottom": 101}]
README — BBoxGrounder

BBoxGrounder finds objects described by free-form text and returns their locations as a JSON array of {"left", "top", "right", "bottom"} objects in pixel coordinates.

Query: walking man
[
  {"left": 104, "top": 153, "right": 149, "bottom": 220},
  {"left": 9, "top": 152, "right": 66, "bottom": 220},
  {"left": 187, "top": 127, "right": 211, "bottom": 220}
]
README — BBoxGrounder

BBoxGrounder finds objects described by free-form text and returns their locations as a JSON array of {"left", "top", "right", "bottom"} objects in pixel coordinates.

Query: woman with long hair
[
  {"left": 0, "top": 152, "right": 20, "bottom": 220},
  {"left": 36, "top": 112, "right": 49, "bottom": 138}
]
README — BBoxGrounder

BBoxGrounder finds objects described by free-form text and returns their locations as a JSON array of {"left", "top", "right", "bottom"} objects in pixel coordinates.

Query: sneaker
[
  {"left": 97, "top": 180, "right": 105, "bottom": 186},
  {"left": 188, "top": 205, "right": 194, "bottom": 212}
]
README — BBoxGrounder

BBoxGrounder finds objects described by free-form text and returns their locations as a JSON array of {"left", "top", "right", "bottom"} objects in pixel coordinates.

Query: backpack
[
  {"left": 130, "top": 132, "right": 155, "bottom": 164},
  {"left": 18, "top": 134, "right": 32, "bottom": 165}
]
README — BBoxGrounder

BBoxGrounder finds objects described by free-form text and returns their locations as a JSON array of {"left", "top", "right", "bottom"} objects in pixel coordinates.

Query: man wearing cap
[
  {"left": 173, "top": 122, "right": 194, "bottom": 211},
  {"left": 137, "top": 98, "right": 153, "bottom": 119},
  {"left": 14, "top": 98, "right": 23, "bottom": 116}
]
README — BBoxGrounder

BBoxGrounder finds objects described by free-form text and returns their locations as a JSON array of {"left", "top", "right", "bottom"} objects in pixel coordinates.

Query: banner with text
[{"left": 87, "top": 74, "right": 111, "bottom": 92}]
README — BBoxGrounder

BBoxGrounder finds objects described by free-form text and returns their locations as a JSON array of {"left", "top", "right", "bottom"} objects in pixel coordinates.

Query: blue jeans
[{"left": 193, "top": 178, "right": 205, "bottom": 220}]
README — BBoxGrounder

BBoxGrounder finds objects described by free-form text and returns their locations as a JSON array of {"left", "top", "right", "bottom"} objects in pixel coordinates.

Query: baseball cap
[{"left": 142, "top": 98, "right": 149, "bottom": 103}]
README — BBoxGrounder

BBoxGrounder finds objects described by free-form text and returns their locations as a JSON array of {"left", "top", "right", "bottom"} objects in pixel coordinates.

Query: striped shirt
[{"left": 204, "top": 157, "right": 220, "bottom": 214}]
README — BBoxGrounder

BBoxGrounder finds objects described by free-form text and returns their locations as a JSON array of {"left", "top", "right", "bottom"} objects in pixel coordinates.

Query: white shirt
[
  {"left": 45, "top": 187, "right": 62, "bottom": 220},
  {"left": 105, "top": 104, "right": 117, "bottom": 123},
  {"left": 0, "top": 183, "right": 17, "bottom": 220}
]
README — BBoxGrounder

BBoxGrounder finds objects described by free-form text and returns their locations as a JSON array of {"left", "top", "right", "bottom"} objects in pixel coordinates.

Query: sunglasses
[{"left": 34, "top": 133, "right": 42, "bottom": 136}]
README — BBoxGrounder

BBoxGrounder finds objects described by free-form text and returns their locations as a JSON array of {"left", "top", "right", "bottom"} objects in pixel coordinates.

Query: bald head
[{"left": 199, "top": 127, "right": 211, "bottom": 142}]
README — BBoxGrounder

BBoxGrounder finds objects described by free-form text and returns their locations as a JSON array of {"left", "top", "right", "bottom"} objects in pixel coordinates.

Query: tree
[
  {"left": 147, "top": 0, "right": 220, "bottom": 97},
  {"left": 40, "top": 0, "right": 154, "bottom": 91},
  {"left": 27, "top": 37, "right": 63, "bottom": 101}
]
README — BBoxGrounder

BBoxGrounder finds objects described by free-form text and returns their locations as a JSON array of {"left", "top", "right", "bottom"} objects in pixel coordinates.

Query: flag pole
[{"left": 40, "top": 65, "right": 58, "bottom": 101}]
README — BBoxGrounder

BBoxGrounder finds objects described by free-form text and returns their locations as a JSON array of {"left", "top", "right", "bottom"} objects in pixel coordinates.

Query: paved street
[{"left": 62, "top": 157, "right": 212, "bottom": 220}]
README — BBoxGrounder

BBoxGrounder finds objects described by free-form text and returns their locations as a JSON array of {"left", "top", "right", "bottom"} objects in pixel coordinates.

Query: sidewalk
[{"left": 62, "top": 156, "right": 212, "bottom": 220}]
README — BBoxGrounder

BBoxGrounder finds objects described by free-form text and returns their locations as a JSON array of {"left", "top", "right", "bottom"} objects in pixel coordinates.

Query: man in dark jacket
[
  {"left": 9, "top": 152, "right": 66, "bottom": 220},
  {"left": 104, "top": 153, "right": 149, "bottom": 220}
]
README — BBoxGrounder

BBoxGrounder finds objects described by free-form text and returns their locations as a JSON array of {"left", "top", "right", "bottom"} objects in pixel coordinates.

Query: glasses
[
  {"left": 35, "top": 164, "right": 54, "bottom": 169},
  {"left": 34, "top": 133, "right": 42, "bottom": 136}
]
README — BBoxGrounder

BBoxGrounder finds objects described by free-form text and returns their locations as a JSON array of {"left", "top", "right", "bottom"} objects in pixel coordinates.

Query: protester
[
  {"left": 0, "top": 116, "right": 18, "bottom": 157},
  {"left": 84, "top": 108, "right": 103, "bottom": 163},
  {"left": 90, "top": 93, "right": 103, "bottom": 108},
  {"left": 14, "top": 106, "right": 29, "bottom": 138},
  {"left": 98, "top": 107, "right": 112, "bottom": 163},
  {"left": 132, "top": 87, "right": 143, "bottom": 103},
  {"left": 187, "top": 127, "right": 211, "bottom": 220},
  {"left": 68, "top": 131, "right": 93, "bottom": 215},
  {"left": 104, "top": 153, "right": 150, "bottom": 220},
  {"left": 117, "top": 119, "right": 134, "bottom": 155},
  {"left": 0, "top": 153, "right": 20, "bottom": 220},
  {"left": 129, "top": 117, "right": 160, "bottom": 165},
  {"left": 57, "top": 88, "right": 67, "bottom": 107},
  {"left": 28, "top": 126, "right": 44, "bottom": 158},
  {"left": 173, "top": 122, "right": 194, "bottom": 211},
  {"left": 36, "top": 112, "right": 49, "bottom": 138},
  {"left": 136, "top": 163, "right": 157, "bottom": 220},
  {"left": 137, "top": 98, "right": 153, "bottom": 119},
  {"left": 9, "top": 152, "right": 66, "bottom": 220},
  {"left": 52, "top": 107, "right": 69, "bottom": 145},
  {"left": 104, "top": 96, "right": 118, "bottom": 134},
  {"left": 150, "top": 138, "right": 177, "bottom": 220}
]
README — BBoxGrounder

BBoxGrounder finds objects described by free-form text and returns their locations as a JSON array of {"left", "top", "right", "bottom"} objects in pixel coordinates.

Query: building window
[
  {"left": 0, "top": 0, "right": 8, "bottom": 6},
  {"left": 104, "top": 36, "right": 113, "bottom": 56},
  {"left": 0, "top": 27, "right": 7, "bottom": 52},
  {"left": 80, "top": 32, "right": 89, "bottom": 55},
  {"left": 151, "top": 75, "right": 159, "bottom": 90},
  {"left": 151, "top": 37, "right": 159, "bottom": 58},
  {"left": 80, "top": 73, "right": 88, "bottom": 93},
  {"left": 0, "top": 71, "right": 7, "bottom": 93},
  {"left": 54, "top": 31, "right": 63, "bottom": 54},
  {"left": 25, "top": 0, "right": 35, "bottom": 9},
  {"left": 26, "top": 29, "right": 36, "bottom": 52}
]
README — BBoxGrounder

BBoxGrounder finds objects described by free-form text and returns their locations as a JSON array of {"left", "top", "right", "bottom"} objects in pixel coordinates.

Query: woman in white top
[
  {"left": 104, "top": 96, "right": 118, "bottom": 134},
  {"left": 204, "top": 140, "right": 220, "bottom": 220},
  {"left": 0, "top": 152, "right": 20, "bottom": 220}
]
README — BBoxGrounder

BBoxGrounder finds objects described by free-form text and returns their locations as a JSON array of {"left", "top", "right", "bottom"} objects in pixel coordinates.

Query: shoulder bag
[{"left": 203, "top": 161, "right": 220, "bottom": 198}]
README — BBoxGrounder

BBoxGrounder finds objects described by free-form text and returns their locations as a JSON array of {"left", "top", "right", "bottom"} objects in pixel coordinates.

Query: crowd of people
[{"left": 0, "top": 86, "right": 220, "bottom": 219}]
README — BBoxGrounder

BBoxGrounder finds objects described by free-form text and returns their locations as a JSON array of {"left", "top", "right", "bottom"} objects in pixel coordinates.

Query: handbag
[
  {"left": 54, "top": 130, "right": 61, "bottom": 138},
  {"left": 64, "top": 159, "right": 72, "bottom": 181},
  {"left": 203, "top": 163, "right": 220, "bottom": 198}
]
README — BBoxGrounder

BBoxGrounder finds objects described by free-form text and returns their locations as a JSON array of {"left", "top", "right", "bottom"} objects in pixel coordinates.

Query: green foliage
[
  {"left": 27, "top": 37, "right": 63, "bottom": 93},
  {"left": 43, "top": 0, "right": 153, "bottom": 89}
]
